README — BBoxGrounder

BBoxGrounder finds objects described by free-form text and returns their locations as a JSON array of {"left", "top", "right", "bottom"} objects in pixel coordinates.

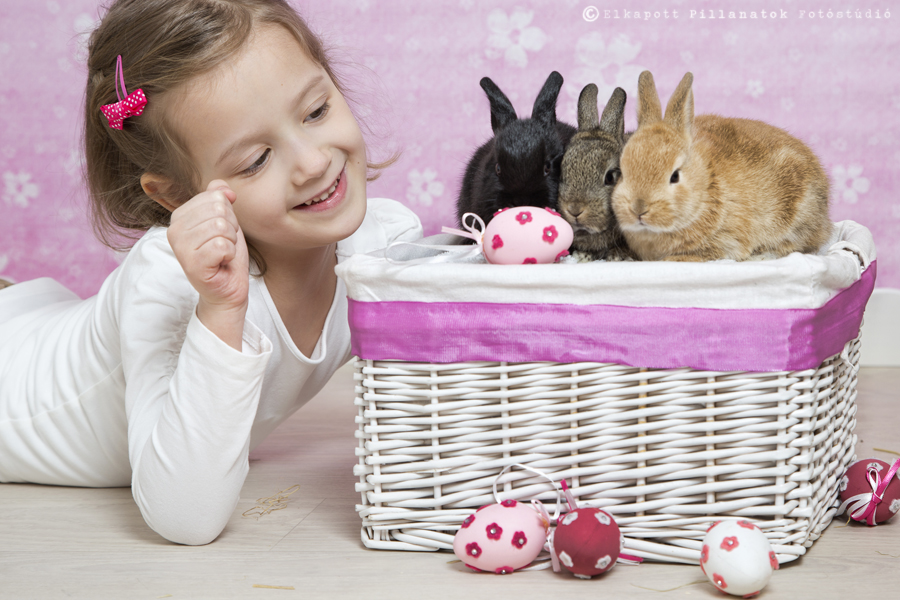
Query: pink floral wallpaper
[{"left": 1, "top": 0, "right": 897, "bottom": 298}]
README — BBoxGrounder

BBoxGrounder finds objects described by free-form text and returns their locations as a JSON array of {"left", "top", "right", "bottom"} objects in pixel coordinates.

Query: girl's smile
[{"left": 293, "top": 167, "right": 346, "bottom": 212}]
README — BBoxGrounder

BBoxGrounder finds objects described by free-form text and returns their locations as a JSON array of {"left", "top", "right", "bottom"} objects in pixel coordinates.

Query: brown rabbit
[
  {"left": 558, "top": 84, "right": 637, "bottom": 261},
  {"left": 611, "top": 71, "right": 832, "bottom": 262}
]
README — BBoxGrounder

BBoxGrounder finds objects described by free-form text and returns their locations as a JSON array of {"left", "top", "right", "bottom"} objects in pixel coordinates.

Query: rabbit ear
[
  {"left": 480, "top": 77, "right": 517, "bottom": 134},
  {"left": 532, "top": 71, "right": 564, "bottom": 126},
  {"left": 637, "top": 70, "right": 662, "bottom": 127},
  {"left": 576, "top": 84, "right": 599, "bottom": 131},
  {"left": 664, "top": 72, "right": 694, "bottom": 137},
  {"left": 599, "top": 87, "right": 626, "bottom": 141}
]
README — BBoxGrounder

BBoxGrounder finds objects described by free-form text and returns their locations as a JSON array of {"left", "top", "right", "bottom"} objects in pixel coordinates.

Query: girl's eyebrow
[{"left": 215, "top": 74, "right": 326, "bottom": 169}]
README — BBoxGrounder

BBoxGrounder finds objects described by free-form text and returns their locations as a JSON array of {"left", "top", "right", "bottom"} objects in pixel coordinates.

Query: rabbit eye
[
  {"left": 670, "top": 169, "right": 680, "bottom": 184},
  {"left": 543, "top": 162, "right": 551, "bottom": 177},
  {"left": 495, "top": 163, "right": 501, "bottom": 176},
  {"left": 604, "top": 169, "right": 621, "bottom": 186}
]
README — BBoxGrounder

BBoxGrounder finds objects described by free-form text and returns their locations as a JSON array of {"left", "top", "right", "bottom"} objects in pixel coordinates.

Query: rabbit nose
[
  {"left": 568, "top": 207, "right": 584, "bottom": 220},
  {"left": 632, "top": 200, "right": 648, "bottom": 219}
]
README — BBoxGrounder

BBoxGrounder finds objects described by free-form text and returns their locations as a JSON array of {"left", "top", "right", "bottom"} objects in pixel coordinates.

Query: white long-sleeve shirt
[{"left": 0, "top": 198, "right": 422, "bottom": 545}]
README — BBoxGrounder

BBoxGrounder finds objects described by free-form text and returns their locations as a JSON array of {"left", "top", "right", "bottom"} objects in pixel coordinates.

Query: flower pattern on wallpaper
[
  {"left": 406, "top": 168, "right": 445, "bottom": 207},
  {"left": 832, "top": 165, "right": 871, "bottom": 204},
  {"left": 746, "top": 80, "right": 765, "bottom": 99},
  {"left": 3, "top": 172, "right": 39, "bottom": 208},
  {"left": 3, "top": 1, "right": 899, "bottom": 295},
  {"left": 565, "top": 32, "right": 645, "bottom": 123},
  {"left": 485, "top": 7, "right": 547, "bottom": 68}
]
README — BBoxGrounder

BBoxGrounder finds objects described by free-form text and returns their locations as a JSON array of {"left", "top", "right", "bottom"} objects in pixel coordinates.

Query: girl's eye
[
  {"left": 243, "top": 148, "right": 270, "bottom": 175},
  {"left": 306, "top": 101, "right": 330, "bottom": 122}
]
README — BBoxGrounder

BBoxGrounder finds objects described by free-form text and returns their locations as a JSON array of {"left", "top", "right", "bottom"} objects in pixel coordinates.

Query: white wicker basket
[
  {"left": 353, "top": 337, "right": 859, "bottom": 564},
  {"left": 337, "top": 220, "right": 877, "bottom": 565}
]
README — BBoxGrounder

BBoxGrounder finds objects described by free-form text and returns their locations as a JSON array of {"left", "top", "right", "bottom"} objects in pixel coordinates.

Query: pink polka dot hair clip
[{"left": 100, "top": 55, "right": 147, "bottom": 130}]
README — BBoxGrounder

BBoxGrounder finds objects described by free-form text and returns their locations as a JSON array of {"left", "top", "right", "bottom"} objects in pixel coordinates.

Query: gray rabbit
[
  {"left": 558, "top": 85, "right": 636, "bottom": 261},
  {"left": 456, "top": 71, "right": 577, "bottom": 227}
]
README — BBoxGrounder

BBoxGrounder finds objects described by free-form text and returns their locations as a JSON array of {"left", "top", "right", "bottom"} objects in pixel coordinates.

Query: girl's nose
[{"left": 289, "top": 137, "right": 330, "bottom": 186}]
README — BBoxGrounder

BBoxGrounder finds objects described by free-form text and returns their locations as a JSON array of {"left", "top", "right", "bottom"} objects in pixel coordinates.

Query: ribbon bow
[
  {"left": 100, "top": 55, "right": 147, "bottom": 130},
  {"left": 838, "top": 457, "right": 900, "bottom": 526},
  {"left": 440, "top": 212, "right": 486, "bottom": 246}
]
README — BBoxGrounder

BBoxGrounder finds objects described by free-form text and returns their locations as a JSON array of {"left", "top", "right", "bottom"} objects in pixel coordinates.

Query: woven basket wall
[{"left": 353, "top": 336, "right": 861, "bottom": 565}]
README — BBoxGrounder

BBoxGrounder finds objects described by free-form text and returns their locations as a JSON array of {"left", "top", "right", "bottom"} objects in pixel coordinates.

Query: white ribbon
[
  {"left": 490, "top": 463, "right": 563, "bottom": 572},
  {"left": 441, "top": 212, "right": 486, "bottom": 245},
  {"left": 384, "top": 213, "right": 487, "bottom": 265},
  {"left": 491, "top": 462, "right": 563, "bottom": 522}
]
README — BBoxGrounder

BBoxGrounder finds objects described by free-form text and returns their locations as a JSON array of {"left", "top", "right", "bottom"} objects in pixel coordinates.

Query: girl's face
[{"left": 167, "top": 24, "right": 368, "bottom": 258}]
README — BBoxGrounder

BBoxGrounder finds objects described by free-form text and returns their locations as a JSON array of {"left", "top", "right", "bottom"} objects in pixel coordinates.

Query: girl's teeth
[
  {"left": 304, "top": 176, "right": 340, "bottom": 206},
  {"left": 319, "top": 182, "right": 337, "bottom": 201}
]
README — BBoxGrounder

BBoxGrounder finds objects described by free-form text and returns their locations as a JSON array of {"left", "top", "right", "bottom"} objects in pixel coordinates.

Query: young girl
[{"left": 0, "top": 0, "right": 421, "bottom": 545}]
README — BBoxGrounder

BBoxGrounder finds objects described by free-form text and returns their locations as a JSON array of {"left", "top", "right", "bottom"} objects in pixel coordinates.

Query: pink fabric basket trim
[{"left": 348, "top": 261, "right": 876, "bottom": 372}]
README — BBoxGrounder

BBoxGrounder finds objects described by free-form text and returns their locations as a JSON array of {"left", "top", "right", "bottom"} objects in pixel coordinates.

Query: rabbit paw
[{"left": 569, "top": 249, "right": 599, "bottom": 263}]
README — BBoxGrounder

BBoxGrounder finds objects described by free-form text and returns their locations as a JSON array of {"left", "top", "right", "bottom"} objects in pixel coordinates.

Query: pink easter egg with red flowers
[
  {"left": 484, "top": 206, "right": 574, "bottom": 265},
  {"left": 552, "top": 507, "right": 621, "bottom": 579},
  {"left": 839, "top": 458, "right": 900, "bottom": 524},
  {"left": 700, "top": 520, "right": 776, "bottom": 598},
  {"left": 452, "top": 500, "right": 549, "bottom": 574}
]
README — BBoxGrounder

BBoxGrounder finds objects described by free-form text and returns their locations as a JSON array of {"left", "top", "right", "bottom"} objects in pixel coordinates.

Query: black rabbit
[{"left": 456, "top": 71, "right": 577, "bottom": 227}]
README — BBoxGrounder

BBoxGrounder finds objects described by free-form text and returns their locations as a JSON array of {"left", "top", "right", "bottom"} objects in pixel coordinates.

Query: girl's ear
[{"left": 140, "top": 173, "right": 181, "bottom": 212}]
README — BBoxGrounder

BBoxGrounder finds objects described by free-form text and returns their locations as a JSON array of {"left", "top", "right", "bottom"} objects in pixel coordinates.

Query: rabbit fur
[
  {"left": 558, "top": 84, "right": 637, "bottom": 261},
  {"left": 612, "top": 71, "right": 832, "bottom": 262},
  {"left": 456, "top": 71, "right": 577, "bottom": 227}
]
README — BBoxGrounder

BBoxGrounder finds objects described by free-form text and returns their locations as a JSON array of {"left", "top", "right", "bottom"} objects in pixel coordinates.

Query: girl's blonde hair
[{"left": 85, "top": 0, "right": 395, "bottom": 263}]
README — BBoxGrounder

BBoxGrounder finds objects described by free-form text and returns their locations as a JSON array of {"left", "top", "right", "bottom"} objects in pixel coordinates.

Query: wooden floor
[{"left": 1, "top": 366, "right": 898, "bottom": 600}]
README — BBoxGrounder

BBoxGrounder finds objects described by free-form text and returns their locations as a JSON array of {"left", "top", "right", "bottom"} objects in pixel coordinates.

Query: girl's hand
[{"left": 167, "top": 180, "right": 249, "bottom": 349}]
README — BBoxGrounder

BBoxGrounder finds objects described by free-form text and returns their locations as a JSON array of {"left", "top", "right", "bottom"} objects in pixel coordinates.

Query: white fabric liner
[{"left": 336, "top": 220, "right": 875, "bottom": 310}]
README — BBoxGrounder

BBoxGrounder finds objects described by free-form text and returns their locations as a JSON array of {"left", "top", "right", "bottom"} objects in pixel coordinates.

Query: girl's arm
[
  {"left": 119, "top": 182, "right": 271, "bottom": 545},
  {"left": 166, "top": 181, "right": 249, "bottom": 350}
]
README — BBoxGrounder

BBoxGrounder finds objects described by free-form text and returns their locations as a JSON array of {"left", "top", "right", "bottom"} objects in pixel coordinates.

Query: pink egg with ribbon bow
[{"left": 483, "top": 207, "right": 574, "bottom": 265}]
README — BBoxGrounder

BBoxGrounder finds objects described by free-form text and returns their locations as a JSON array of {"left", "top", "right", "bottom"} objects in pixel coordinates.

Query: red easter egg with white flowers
[
  {"left": 552, "top": 507, "right": 621, "bottom": 579},
  {"left": 483, "top": 206, "right": 574, "bottom": 265},
  {"left": 452, "top": 500, "right": 550, "bottom": 574},
  {"left": 839, "top": 458, "right": 900, "bottom": 524}
]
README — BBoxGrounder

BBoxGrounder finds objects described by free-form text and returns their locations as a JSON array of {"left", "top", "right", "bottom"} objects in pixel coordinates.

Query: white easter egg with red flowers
[
  {"left": 452, "top": 500, "right": 550, "bottom": 574},
  {"left": 700, "top": 520, "right": 777, "bottom": 598},
  {"left": 483, "top": 206, "right": 574, "bottom": 265}
]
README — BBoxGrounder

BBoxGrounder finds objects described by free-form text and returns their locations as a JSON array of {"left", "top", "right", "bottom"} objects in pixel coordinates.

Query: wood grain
[{"left": 1, "top": 365, "right": 897, "bottom": 600}]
